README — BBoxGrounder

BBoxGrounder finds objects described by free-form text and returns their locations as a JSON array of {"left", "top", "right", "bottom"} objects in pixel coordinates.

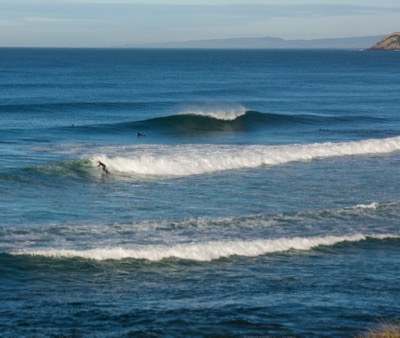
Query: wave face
[
  {"left": 84, "top": 110, "right": 279, "bottom": 135},
  {"left": 142, "top": 110, "right": 318, "bottom": 133},
  {"left": 64, "top": 109, "right": 386, "bottom": 136}
]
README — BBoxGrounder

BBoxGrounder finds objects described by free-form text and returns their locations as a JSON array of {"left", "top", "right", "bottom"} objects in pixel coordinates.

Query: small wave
[
  {"left": 91, "top": 136, "right": 400, "bottom": 177},
  {"left": 354, "top": 202, "right": 379, "bottom": 209},
  {"left": 10, "top": 234, "right": 399, "bottom": 261},
  {"left": 0, "top": 159, "right": 98, "bottom": 184},
  {"left": 34, "top": 159, "right": 95, "bottom": 178}
]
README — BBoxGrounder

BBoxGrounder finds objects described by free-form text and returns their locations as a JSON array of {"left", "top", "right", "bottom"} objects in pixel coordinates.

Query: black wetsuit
[{"left": 97, "top": 161, "right": 109, "bottom": 173}]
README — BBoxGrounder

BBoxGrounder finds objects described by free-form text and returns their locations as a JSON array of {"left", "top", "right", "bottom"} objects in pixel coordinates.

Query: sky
[{"left": 0, "top": 0, "right": 399, "bottom": 47}]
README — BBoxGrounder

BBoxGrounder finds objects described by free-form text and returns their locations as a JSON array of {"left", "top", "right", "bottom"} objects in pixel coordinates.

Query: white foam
[
  {"left": 10, "top": 233, "right": 399, "bottom": 261},
  {"left": 92, "top": 136, "right": 400, "bottom": 177},
  {"left": 354, "top": 202, "right": 379, "bottom": 209},
  {"left": 179, "top": 103, "right": 247, "bottom": 121}
]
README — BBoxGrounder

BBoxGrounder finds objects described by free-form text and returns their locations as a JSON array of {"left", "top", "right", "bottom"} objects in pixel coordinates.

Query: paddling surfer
[{"left": 97, "top": 161, "right": 109, "bottom": 174}]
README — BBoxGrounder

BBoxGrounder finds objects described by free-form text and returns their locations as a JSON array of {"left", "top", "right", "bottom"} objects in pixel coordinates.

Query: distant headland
[
  {"left": 117, "top": 35, "right": 384, "bottom": 50},
  {"left": 368, "top": 32, "right": 400, "bottom": 50}
]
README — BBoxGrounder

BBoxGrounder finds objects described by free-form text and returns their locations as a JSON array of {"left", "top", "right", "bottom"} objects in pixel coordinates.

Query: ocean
[{"left": 0, "top": 48, "right": 399, "bottom": 337}]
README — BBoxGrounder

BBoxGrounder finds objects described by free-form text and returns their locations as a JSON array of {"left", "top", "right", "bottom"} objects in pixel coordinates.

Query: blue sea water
[{"left": 0, "top": 48, "right": 400, "bottom": 337}]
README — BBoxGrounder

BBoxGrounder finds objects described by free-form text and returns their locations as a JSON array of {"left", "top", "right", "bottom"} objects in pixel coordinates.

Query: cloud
[
  {"left": 0, "top": 19, "right": 22, "bottom": 26},
  {"left": 4, "top": 2, "right": 400, "bottom": 22},
  {"left": 200, "top": 4, "right": 400, "bottom": 19},
  {"left": 24, "top": 17, "right": 73, "bottom": 23},
  {"left": 24, "top": 16, "right": 95, "bottom": 24}
]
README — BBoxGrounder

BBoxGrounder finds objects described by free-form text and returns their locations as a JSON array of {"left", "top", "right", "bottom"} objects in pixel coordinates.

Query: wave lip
[
  {"left": 179, "top": 104, "right": 247, "bottom": 121},
  {"left": 10, "top": 233, "right": 399, "bottom": 262}
]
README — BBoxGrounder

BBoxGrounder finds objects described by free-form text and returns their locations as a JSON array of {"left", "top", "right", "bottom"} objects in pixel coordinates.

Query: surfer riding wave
[{"left": 97, "top": 161, "right": 109, "bottom": 174}]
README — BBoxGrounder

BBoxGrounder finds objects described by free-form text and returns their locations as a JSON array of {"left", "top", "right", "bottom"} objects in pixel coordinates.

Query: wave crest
[
  {"left": 179, "top": 103, "right": 247, "bottom": 121},
  {"left": 10, "top": 234, "right": 399, "bottom": 261}
]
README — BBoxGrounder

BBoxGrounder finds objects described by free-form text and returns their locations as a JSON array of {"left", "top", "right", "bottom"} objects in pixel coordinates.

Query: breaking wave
[
  {"left": 178, "top": 103, "right": 247, "bottom": 121},
  {"left": 5, "top": 136, "right": 400, "bottom": 181},
  {"left": 4, "top": 199, "right": 400, "bottom": 262},
  {"left": 92, "top": 136, "right": 400, "bottom": 177},
  {"left": 9, "top": 234, "right": 400, "bottom": 261}
]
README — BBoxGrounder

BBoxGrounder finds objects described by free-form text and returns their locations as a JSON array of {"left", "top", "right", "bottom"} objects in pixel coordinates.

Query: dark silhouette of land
[{"left": 117, "top": 35, "right": 384, "bottom": 49}]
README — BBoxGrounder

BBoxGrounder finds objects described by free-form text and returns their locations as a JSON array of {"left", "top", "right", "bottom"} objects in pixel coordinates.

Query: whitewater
[
  {"left": 90, "top": 135, "right": 400, "bottom": 177},
  {"left": 10, "top": 234, "right": 399, "bottom": 261}
]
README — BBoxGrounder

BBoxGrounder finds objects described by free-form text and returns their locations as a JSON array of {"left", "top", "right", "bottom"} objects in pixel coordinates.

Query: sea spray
[{"left": 178, "top": 102, "right": 247, "bottom": 121}]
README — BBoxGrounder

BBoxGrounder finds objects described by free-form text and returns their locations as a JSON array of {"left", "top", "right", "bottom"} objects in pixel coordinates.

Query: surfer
[
  {"left": 136, "top": 132, "right": 146, "bottom": 137},
  {"left": 97, "top": 161, "right": 109, "bottom": 174}
]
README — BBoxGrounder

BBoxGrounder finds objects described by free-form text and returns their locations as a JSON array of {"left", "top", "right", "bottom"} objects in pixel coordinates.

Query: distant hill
[
  {"left": 368, "top": 32, "right": 400, "bottom": 50},
  {"left": 117, "top": 35, "right": 384, "bottom": 49}
]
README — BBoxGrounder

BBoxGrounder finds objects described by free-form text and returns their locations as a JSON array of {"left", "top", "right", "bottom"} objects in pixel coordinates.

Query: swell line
[{"left": 48, "top": 110, "right": 387, "bottom": 135}]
